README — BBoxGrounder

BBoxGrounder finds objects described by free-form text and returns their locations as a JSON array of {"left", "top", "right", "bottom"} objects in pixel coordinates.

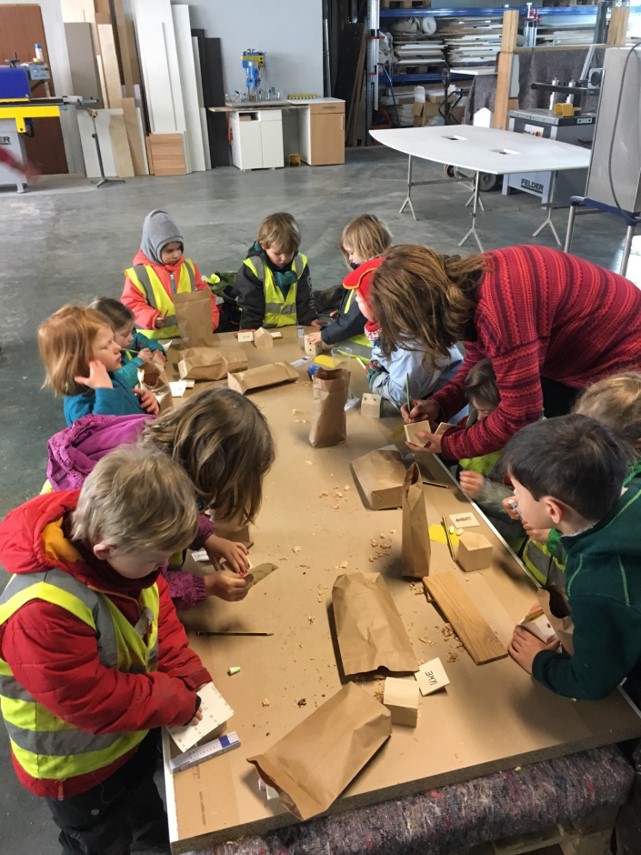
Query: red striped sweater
[{"left": 432, "top": 245, "right": 641, "bottom": 460}]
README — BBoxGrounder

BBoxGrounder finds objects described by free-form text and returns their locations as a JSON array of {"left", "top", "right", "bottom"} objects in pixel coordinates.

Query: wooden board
[
  {"left": 77, "top": 108, "right": 132, "bottom": 178},
  {"left": 64, "top": 22, "right": 104, "bottom": 107},
  {"left": 423, "top": 572, "right": 507, "bottom": 664},
  {"left": 108, "top": 111, "right": 135, "bottom": 177},
  {"left": 122, "top": 97, "right": 148, "bottom": 175},
  {"left": 145, "top": 133, "right": 186, "bottom": 176},
  {"left": 97, "top": 23, "right": 122, "bottom": 108},
  {"left": 171, "top": 5, "right": 206, "bottom": 172},
  {"left": 163, "top": 328, "right": 641, "bottom": 852}
]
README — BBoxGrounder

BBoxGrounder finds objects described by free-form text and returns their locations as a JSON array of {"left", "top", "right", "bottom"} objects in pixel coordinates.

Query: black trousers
[
  {"left": 540, "top": 376, "right": 580, "bottom": 418},
  {"left": 44, "top": 731, "right": 169, "bottom": 855}
]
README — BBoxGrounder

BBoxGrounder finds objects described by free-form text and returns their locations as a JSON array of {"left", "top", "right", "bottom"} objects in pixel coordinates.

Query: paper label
[
  {"left": 169, "top": 380, "right": 188, "bottom": 398},
  {"left": 167, "top": 682, "right": 234, "bottom": 752},
  {"left": 415, "top": 657, "right": 450, "bottom": 696},
  {"left": 237, "top": 331, "right": 254, "bottom": 343},
  {"left": 449, "top": 511, "right": 479, "bottom": 529}
]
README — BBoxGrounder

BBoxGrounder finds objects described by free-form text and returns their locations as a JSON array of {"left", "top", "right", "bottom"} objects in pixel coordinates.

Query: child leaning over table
[
  {"left": 234, "top": 212, "right": 319, "bottom": 329},
  {"left": 503, "top": 415, "right": 641, "bottom": 701},
  {"left": 89, "top": 296, "right": 166, "bottom": 390},
  {"left": 0, "top": 447, "right": 211, "bottom": 853}
]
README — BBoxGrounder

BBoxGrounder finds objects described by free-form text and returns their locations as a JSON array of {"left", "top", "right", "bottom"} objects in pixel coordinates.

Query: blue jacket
[
  {"left": 369, "top": 340, "right": 463, "bottom": 411},
  {"left": 116, "top": 333, "right": 165, "bottom": 389},
  {"left": 63, "top": 373, "right": 143, "bottom": 426}
]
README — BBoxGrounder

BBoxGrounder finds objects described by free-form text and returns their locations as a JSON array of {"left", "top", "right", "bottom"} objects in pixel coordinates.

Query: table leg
[
  {"left": 620, "top": 224, "right": 635, "bottom": 278},
  {"left": 532, "top": 172, "right": 561, "bottom": 246},
  {"left": 458, "top": 170, "right": 484, "bottom": 253},
  {"left": 564, "top": 202, "right": 578, "bottom": 254},
  {"left": 399, "top": 154, "right": 416, "bottom": 219}
]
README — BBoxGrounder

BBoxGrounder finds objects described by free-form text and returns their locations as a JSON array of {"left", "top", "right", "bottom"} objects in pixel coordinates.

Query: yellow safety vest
[
  {"left": 124, "top": 260, "right": 197, "bottom": 339},
  {"left": 0, "top": 568, "right": 159, "bottom": 781},
  {"left": 459, "top": 448, "right": 503, "bottom": 477},
  {"left": 521, "top": 538, "right": 566, "bottom": 588},
  {"left": 342, "top": 289, "right": 371, "bottom": 349},
  {"left": 244, "top": 253, "right": 307, "bottom": 328}
]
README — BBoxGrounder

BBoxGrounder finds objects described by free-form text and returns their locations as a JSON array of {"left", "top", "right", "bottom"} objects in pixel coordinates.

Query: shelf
[
  {"left": 380, "top": 5, "right": 603, "bottom": 17},
  {"left": 380, "top": 71, "right": 475, "bottom": 84}
]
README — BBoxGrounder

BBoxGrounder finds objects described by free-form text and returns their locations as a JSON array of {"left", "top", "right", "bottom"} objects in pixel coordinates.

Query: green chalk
[{"left": 227, "top": 666, "right": 241, "bottom": 676}]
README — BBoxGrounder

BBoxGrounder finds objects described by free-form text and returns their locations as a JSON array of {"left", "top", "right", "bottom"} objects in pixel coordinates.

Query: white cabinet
[{"left": 230, "top": 109, "right": 284, "bottom": 170}]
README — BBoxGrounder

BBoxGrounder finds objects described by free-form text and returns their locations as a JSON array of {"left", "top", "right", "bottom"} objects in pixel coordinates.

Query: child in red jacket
[
  {"left": 0, "top": 447, "right": 213, "bottom": 853},
  {"left": 122, "top": 208, "right": 219, "bottom": 339}
]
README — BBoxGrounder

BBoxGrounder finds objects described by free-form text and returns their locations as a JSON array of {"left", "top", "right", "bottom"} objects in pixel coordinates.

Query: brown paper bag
[
  {"left": 174, "top": 290, "right": 215, "bottom": 347},
  {"left": 253, "top": 327, "right": 273, "bottom": 349},
  {"left": 332, "top": 572, "right": 419, "bottom": 675},
  {"left": 227, "top": 362, "right": 298, "bottom": 395},
  {"left": 350, "top": 448, "right": 407, "bottom": 510},
  {"left": 218, "top": 349, "right": 248, "bottom": 374},
  {"left": 401, "top": 463, "right": 431, "bottom": 578},
  {"left": 137, "top": 363, "right": 173, "bottom": 413},
  {"left": 308, "top": 367, "right": 350, "bottom": 448},
  {"left": 536, "top": 586, "right": 574, "bottom": 654},
  {"left": 247, "top": 683, "right": 391, "bottom": 821},
  {"left": 178, "top": 348, "right": 227, "bottom": 380}
]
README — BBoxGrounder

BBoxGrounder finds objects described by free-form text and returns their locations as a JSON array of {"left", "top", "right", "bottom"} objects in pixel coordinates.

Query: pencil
[
  {"left": 195, "top": 631, "right": 274, "bottom": 637},
  {"left": 405, "top": 373, "right": 411, "bottom": 413},
  {"left": 441, "top": 516, "right": 456, "bottom": 559}
]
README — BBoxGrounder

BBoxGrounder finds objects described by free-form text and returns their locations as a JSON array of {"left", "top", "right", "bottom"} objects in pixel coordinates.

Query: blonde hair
[
  {"left": 71, "top": 446, "right": 198, "bottom": 553},
  {"left": 257, "top": 212, "right": 301, "bottom": 255},
  {"left": 38, "top": 305, "right": 112, "bottom": 396},
  {"left": 141, "top": 387, "right": 275, "bottom": 523},
  {"left": 574, "top": 372, "right": 641, "bottom": 450},
  {"left": 340, "top": 214, "right": 392, "bottom": 266},
  {"left": 370, "top": 244, "right": 486, "bottom": 360}
]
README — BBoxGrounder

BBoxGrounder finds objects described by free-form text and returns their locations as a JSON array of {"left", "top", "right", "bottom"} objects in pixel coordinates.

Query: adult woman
[
  {"left": 47, "top": 386, "right": 275, "bottom": 606},
  {"left": 370, "top": 244, "right": 641, "bottom": 460}
]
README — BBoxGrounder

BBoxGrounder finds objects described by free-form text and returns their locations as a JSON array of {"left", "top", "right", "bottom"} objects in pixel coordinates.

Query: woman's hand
[
  {"left": 459, "top": 470, "right": 485, "bottom": 498},
  {"left": 508, "top": 625, "right": 560, "bottom": 674},
  {"left": 135, "top": 388, "right": 160, "bottom": 415},
  {"left": 74, "top": 360, "right": 113, "bottom": 390},
  {"left": 401, "top": 398, "right": 440, "bottom": 425},
  {"left": 406, "top": 429, "right": 443, "bottom": 455}
]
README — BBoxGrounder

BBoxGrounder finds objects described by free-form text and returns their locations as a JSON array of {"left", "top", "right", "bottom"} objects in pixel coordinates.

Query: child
[
  {"left": 306, "top": 214, "right": 392, "bottom": 350},
  {"left": 38, "top": 304, "right": 159, "bottom": 427},
  {"left": 504, "top": 415, "right": 641, "bottom": 700},
  {"left": 0, "top": 447, "right": 211, "bottom": 852},
  {"left": 46, "top": 387, "right": 276, "bottom": 608},
  {"left": 122, "top": 208, "right": 219, "bottom": 338},
  {"left": 344, "top": 256, "right": 462, "bottom": 411},
  {"left": 89, "top": 297, "right": 166, "bottom": 390},
  {"left": 235, "top": 212, "right": 318, "bottom": 329}
]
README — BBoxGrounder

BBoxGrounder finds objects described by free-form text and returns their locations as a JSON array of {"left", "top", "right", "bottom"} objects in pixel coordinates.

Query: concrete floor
[{"left": 0, "top": 145, "right": 638, "bottom": 852}]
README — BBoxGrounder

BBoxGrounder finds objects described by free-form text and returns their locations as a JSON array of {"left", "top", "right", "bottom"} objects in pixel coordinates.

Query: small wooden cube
[
  {"left": 253, "top": 327, "right": 273, "bottom": 349},
  {"left": 304, "top": 335, "right": 322, "bottom": 357},
  {"left": 521, "top": 612, "right": 557, "bottom": 643},
  {"left": 383, "top": 677, "right": 419, "bottom": 727},
  {"left": 456, "top": 531, "right": 493, "bottom": 572},
  {"left": 404, "top": 421, "right": 429, "bottom": 447},
  {"left": 434, "top": 422, "right": 454, "bottom": 435},
  {"left": 361, "top": 393, "right": 382, "bottom": 418}
]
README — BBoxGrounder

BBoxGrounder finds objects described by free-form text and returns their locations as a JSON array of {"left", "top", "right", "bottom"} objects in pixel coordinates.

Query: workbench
[{"left": 162, "top": 329, "right": 641, "bottom": 853}]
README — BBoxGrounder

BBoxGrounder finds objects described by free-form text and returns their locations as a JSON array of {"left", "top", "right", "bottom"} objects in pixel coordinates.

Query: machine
[{"left": 242, "top": 50, "right": 266, "bottom": 101}]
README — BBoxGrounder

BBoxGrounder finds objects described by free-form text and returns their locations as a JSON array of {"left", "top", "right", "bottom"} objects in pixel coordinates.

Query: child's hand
[
  {"left": 135, "top": 388, "right": 160, "bottom": 416},
  {"left": 503, "top": 496, "right": 522, "bottom": 520},
  {"left": 74, "top": 359, "right": 113, "bottom": 390},
  {"left": 459, "top": 470, "right": 485, "bottom": 498},
  {"left": 187, "top": 706, "right": 204, "bottom": 725},
  {"left": 406, "top": 430, "right": 442, "bottom": 455},
  {"left": 205, "top": 535, "right": 250, "bottom": 575},
  {"left": 137, "top": 348, "right": 155, "bottom": 363},
  {"left": 204, "top": 569, "right": 253, "bottom": 601},
  {"left": 523, "top": 524, "right": 551, "bottom": 543},
  {"left": 401, "top": 398, "right": 439, "bottom": 425},
  {"left": 508, "top": 625, "right": 560, "bottom": 674},
  {"left": 310, "top": 319, "right": 325, "bottom": 329},
  {"left": 154, "top": 315, "right": 166, "bottom": 329},
  {"left": 305, "top": 331, "right": 322, "bottom": 346}
]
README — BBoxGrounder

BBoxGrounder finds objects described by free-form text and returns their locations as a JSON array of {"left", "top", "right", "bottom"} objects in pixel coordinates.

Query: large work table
[{"left": 162, "top": 329, "right": 641, "bottom": 852}]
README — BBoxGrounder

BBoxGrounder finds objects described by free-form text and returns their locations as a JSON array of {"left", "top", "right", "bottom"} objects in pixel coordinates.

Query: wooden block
[
  {"left": 383, "top": 677, "right": 419, "bottom": 727},
  {"left": 520, "top": 611, "right": 556, "bottom": 644},
  {"left": 423, "top": 572, "right": 507, "bottom": 665},
  {"left": 404, "top": 421, "right": 429, "bottom": 447},
  {"left": 253, "top": 327, "right": 273, "bottom": 349},
  {"left": 434, "top": 422, "right": 454, "bottom": 435},
  {"left": 415, "top": 657, "right": 450, "bottom": 696},
  {"left": 448, "top": 511, "right": 479, "bottom": 530},
  {"left": 361, "top": 393, "right": 381, "bottom": 418},
  {"left": 456, "top": 531, "right": 492, "bottom": 572},
  {"left": 145, "top": 134, "right": 186, "bottom": 176},
  {"left": 304, "top": 335, "right": 322, "bottom": 357}
]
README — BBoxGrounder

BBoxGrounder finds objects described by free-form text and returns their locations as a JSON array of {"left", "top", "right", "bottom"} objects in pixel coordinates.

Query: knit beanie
[{"left": 140, "top": 209, "right": 184, "bottom": 264}]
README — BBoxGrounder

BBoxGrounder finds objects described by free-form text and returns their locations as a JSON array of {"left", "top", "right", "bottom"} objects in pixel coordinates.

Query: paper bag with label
[
  {"left": 351, "top": 447, "right": 407, "bottom": 510},
  {"left": 173, "top": 290, "right": 215, "bottom": 347},
  {"left": 332, "top": 572, "right": 419, "bottom": 675},
  {"left": 536, "top": 586, "right": 574, "bottom": 654},
  {"left": 227, "top": 362, "right": 298, "bottom": 395},
  {"left": 401, "top": 462, "right": 430, "bottom": 578},
  {"left": 247, "top": 683, "right": 391, "bottom": 821},
  {"left": 137, "top": 363, "right": 173, "bottom": 413},
  {"left": 308, "top": 367, "right": 350, "bottom": 448},
  {"left": 178, "top": 348, "right": 227, "bottom": 381}
]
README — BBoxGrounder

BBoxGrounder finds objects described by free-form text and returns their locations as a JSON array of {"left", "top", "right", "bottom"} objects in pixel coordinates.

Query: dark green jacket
[{"left": 532, "top": 482, "right": 641, "bottom": 700}]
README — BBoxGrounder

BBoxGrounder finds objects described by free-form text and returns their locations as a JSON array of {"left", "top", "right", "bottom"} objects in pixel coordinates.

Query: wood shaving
[
  {"left": 292, "top": 409, "right": 300, "bottom": 414},
  {"left": 319, "top": 491, "right": 329, "bottom": 497},
  {"left": 338, "top": 560, "right": 348, "bottom": 569},
  {"left": 305, "top": 460, "right": 314, "bottom": 466},
  {"left": 297, "top": 698, "right": 307, "bottom": 707},
  {"left": 292, "top": 546, "right": 302, "bottom": 554},
  {"left": 261, "top": 699, "right": 271, "bottom": 707},
  {"left": 344, "top": 485, "right": 350, "bottom": 491},
  {"left": 307, "top": 615, "right": 314, "bottom": 624}
]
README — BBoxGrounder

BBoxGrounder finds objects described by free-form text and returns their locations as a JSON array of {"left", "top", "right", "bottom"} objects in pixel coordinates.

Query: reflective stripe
[
  {"left": 5, "top": 718, "right": 119, "bottom": 756},
  {"left": 0, "top": 675, "right": 31, "bottom": 701},
  {"left": 264, "top": 301, "right": 296, "bottom": 315},
  {"left": 522, "top": 540, "right": 566, "bottom": 588},
  {"left": 10, "top": 730, "right": 146, "bottom": 779}
]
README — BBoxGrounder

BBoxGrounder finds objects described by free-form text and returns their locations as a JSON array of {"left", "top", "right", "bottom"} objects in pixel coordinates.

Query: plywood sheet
[
  {"left": 64, "top": 22, "right": 104, "bottom": 107},
  {"left": 165, "top": 329, "right": 641, "bottom": 851},
  {"left": 97, "top": 23, "right": 122, "bottom": 108},
  {"left": 122, "top": 97, "right": 148, "bottom": 175},
  {"left": 423, "top": 572, "right": 507, "bottom": 664},
  {"left": 171, "top": 5, "right": 206, "bottom": 172},
  {"left": 77, "top": 108, "right": 133, "bottom": 178},
  {"left": 109, "top": 112, "right": 134, "bottom": 177},
  {"left": 145, "top": 133, "right": 186, "bottom": 176},
  {"left": 60, "top": 0, "right": 95, "bottom": 23}
]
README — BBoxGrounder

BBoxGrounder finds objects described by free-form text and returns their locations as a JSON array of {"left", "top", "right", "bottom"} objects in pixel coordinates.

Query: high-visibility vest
[
  {"left": 0, "top": 568, "right": 159, "bottom": 781},
  {"left": 243, "top": 253, "right": 307, "bottom": 328},
  {"left": 342, "top": 289, "right": 371, "bottom": 348},
  {"left": 124, "top": 260, "right": 197, "bottom": 339},
  {"left": 520, "top": 538, "right": 566, "bottom": 588},
  {"left": 459, "top": 448, "right": 503, "bottom": 477}
]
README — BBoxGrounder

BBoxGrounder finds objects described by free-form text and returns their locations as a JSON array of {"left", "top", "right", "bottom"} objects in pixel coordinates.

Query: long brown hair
[
  {"left": 141, "top": 387, "right": 275, "bottom": 523},
  {"left": 370, "top": 245, "right": 486, "bottom": 359},
  {"left": 574, "top": 372, "right": 641, "bottom": 451}
]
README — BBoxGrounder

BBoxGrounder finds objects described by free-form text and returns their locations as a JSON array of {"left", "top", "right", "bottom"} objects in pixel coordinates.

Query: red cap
[{"left": 342, "top": 256, "right": 385, "bottom": 304}]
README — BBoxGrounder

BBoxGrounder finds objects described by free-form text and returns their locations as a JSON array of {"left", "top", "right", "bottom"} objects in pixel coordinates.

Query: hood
[
  {"left": 140, "top": 209, "right": 184, "bottom": 265},
  {"left": 342, "top": 256, "right": 385, "bottom": 304},
  {"left": 0, "top": 491, "right": 83, "bottom": 577},
  {"left": 563, "top": 481, "right": 641, "bottom": 561}
]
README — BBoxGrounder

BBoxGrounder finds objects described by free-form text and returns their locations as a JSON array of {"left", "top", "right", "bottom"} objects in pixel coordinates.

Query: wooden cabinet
[{"left": 299, "top": 101, "right": 345, "bottom": 166}]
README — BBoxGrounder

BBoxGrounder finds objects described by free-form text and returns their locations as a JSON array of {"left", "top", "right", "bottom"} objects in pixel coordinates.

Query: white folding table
[{"left": 370, "top": 125, "right": 590, "bottom": 251}]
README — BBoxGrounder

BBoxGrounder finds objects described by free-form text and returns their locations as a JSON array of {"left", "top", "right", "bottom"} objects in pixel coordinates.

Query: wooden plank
[
  {"left": 423, "top": 572, "right": 507, "bottom": 665},
  {"left": 60, "top": 0, "right": 95, "bottom": 23},
  {"left": 172, "top": 5, "right": 206, "bottom": 172},
  {"left": 109, "top": 111, "right": 135, "bottom": 177},
  {"left": 64, "top": 22, "right": 104, "bottom": 107},
  {"left": 500, "top": 9, "right": 519, "bottom": 52},
  {"left": 145, "top": 133, "right": 186, "bottom": 175},
  {"left": 492, "top": 51, "right": 514, "bottom": 130},
  {"left": 122, "top": 96, "right": 148, "bottom": 175},
  {"left": 97, "top": 24, "right": 122, "bottom": 108},
  {"left": 607, "top": 7, "right": 629, "bottom": 47}
]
